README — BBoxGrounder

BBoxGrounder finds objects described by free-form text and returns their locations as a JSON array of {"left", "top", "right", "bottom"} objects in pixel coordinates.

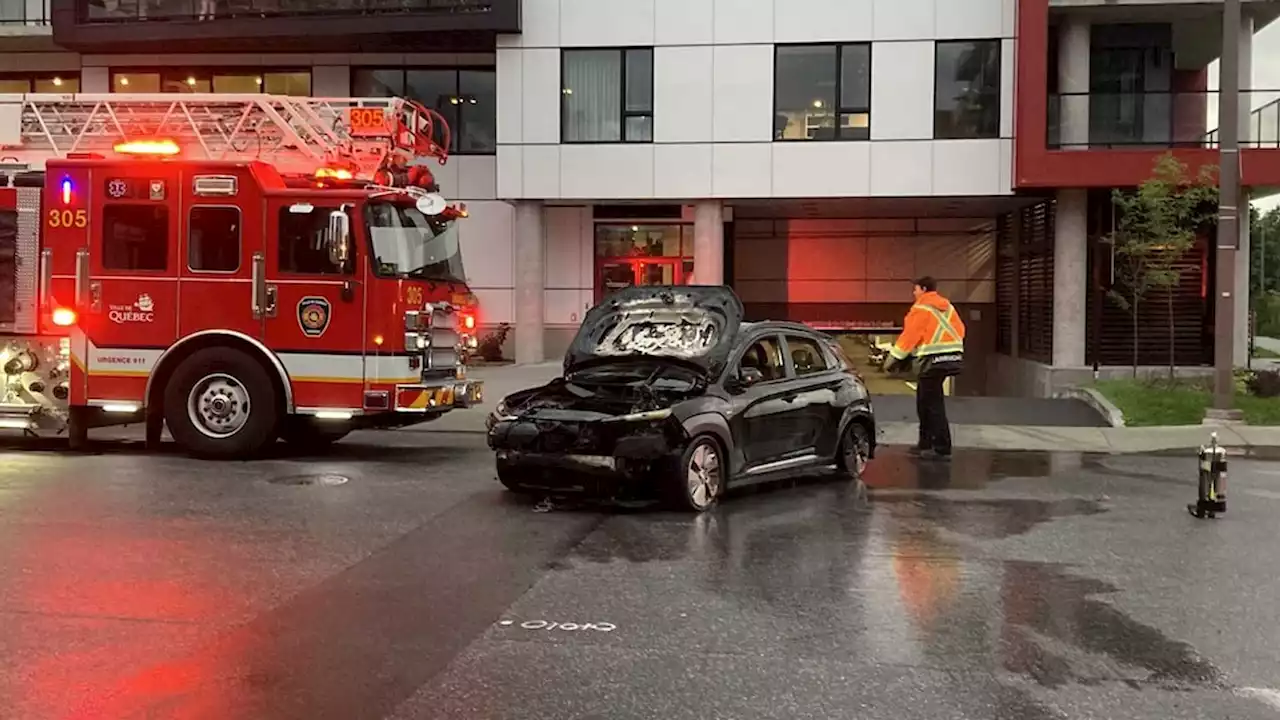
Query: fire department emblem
[{"left": 297, "top": 296, "right": 331, "bottom": 338}]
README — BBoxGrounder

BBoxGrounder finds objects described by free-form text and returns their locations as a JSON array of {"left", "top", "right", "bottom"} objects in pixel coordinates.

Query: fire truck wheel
[{"left": 164, "top": 347, "right": 281, "bottom": 459}]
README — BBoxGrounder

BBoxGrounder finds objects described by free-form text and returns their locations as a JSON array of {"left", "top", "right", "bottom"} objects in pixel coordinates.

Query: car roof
[{"left": 739, "top": 320, "right": 835, "bottom": 341}]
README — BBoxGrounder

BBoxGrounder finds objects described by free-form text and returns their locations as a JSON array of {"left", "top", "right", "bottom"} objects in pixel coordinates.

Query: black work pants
[{"left": 915, "top": 374, "right": 952, "bottom": 455}]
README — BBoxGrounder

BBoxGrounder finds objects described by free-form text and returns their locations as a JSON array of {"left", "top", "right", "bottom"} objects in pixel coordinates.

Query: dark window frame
[
  {"left": 349, "top": 66, "right": 496, "bottom": 155},
  {"left": 276, "top": 205, "right": 354, "bottom": 277},
  {"left": 932, "top": 39, "right": 1003, "bottom": 140},
  {"left": 560, "top": 47, "right": 655, "bottom": 145},
  {"left": 101, "top": 202, "right": 170, "bottom": 273},
  {"left": 782, "top": 333, "right": 832, "bottom": 376},
  {"left": 107, "top": 67, "right": 313, "bottom": 95},
  {"left": 187, "top": 205, "right": 242, "bottom": 274},
  {"left": 772, "top": 43, "right": 872, "bottom": 142}
]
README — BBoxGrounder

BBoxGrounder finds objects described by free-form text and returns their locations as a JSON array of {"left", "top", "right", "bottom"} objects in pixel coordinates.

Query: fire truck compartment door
[
  {"left": 86, "top": 169, "right": 181, "bottom": 398},
  {"left": 263, "top": 200, "right": 366, "bottom": 409},
  {"left": 178, "top": 169, "right": 264, "bottom": 345}
]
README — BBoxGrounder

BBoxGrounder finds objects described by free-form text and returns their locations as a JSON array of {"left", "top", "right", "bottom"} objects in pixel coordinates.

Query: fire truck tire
[{"left": 164, "top": 347, "right": 282, "bottom": 459}]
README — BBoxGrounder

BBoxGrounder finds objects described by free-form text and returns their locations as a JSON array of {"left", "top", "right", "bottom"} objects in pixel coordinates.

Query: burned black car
[{"left": 486, "top": 285, "right": 876, "bottom": 512}]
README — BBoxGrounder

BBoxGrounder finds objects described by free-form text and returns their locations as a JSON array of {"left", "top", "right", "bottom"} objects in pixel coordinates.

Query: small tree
[{"left": 1107, "top": 153, "right": 1218, "bottom": 379}]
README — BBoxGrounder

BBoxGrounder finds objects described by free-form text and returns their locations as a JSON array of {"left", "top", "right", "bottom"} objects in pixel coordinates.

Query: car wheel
[
  {"left": 667, "top": 435, "right": 725, "bottom": 512},
  {"left": 838, "top": 421, "right": 872, "bottom": 480},
  {"left": 164, "top": 347, "right": 281, "bottom": 460}
]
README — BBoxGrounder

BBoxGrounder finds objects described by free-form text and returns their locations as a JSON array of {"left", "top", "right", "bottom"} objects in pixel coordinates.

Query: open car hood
[{"left": 564, "top": 285, "right": 744, "bottom": 377}]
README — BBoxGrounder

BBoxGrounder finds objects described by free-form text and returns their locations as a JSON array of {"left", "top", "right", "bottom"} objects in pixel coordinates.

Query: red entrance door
[{"left": 595, "top": 258, "right": 684, "bottom": 302}]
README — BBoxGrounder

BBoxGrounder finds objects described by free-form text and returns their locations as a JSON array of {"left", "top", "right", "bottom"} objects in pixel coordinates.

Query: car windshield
[
  {"left": 567, "top": 361, "right": 703, "bottom": 393},
  {"left": 365, "top": 201, "right": 466, "bottom": 283}
]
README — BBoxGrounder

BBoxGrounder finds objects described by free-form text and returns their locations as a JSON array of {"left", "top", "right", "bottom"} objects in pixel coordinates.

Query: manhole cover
[{"left": 269, "top": 473, "right": 350, "bottom": 487}]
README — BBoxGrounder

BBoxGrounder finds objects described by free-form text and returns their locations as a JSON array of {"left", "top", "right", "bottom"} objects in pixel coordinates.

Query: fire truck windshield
[{"left": 366, "top": 201, "right": 466, "bottom": 284}]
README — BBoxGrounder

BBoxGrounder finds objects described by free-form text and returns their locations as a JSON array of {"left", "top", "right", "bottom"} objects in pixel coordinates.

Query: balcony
[
  {"left": 0, "top": 0, "right": 51, "bottom": 29},
  {"left": 1048, "top": 90, "right": 1280, "bottom": 150},
  {"left": 51, "top": 0, "right": 520, "bottom": 53}
]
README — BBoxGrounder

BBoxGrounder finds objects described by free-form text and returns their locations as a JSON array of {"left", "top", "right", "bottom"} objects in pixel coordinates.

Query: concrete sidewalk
[{"left": 425, "top": 362, "right": 1280, "bottom": 454}]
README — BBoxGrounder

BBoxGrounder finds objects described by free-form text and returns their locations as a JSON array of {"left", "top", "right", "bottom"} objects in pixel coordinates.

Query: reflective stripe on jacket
[{"left": 889, "top": 291, "right": 966, "bottom": 361}]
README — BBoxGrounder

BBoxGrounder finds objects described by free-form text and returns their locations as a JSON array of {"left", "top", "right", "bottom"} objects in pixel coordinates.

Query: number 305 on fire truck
[{"left": 0, "top": 92, "right": 483, "bottom": 458}]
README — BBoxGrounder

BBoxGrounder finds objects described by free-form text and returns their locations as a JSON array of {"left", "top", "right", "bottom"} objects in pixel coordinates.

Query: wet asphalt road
[{"left": 3, "top": 433, "right": 1280, "bottom": 719}]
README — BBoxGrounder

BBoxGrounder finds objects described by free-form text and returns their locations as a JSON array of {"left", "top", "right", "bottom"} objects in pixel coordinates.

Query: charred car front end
[
  {"left": 487, "top": 286, "right": 740, "bottom": 501},
  {"left": 487, "top": 378, "right": 699, "bottom": 498}
]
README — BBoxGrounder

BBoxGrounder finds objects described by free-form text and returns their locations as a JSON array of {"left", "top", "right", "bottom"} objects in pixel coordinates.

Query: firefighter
[{"left": 884, "top": 276, "right": 966, "bottom": 460}]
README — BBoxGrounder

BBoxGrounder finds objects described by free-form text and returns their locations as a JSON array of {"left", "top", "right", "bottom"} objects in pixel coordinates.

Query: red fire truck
[{"left": 0, "top": 92, "right": 484, "bottom": 458}]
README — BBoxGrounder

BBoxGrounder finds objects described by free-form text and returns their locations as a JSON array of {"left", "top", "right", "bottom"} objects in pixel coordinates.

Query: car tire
[
  {"left": 666, "top": 435, "right": 725, "bottom": 513},
  {"left": 838, "top": 420, "right": 872, "bottom": 480},
  {"left": 164, "top": 347, "right": 281, "bottom": 460}
]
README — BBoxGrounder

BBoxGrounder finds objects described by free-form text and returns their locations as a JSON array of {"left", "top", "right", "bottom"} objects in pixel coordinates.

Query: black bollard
[{"left": 1188, "top": 431, "right": 1228, "bottom": 519}]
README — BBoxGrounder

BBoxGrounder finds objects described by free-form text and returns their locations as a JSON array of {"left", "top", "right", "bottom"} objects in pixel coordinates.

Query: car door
[
  {"left": 780, "top": 332, "right": 845, "bottom": 458},
  {"left": 726, "top": 332, "right": 806, "bottom": 469},
  {"left": 261, "top": 199, "right": 365, "bottom": 412}
]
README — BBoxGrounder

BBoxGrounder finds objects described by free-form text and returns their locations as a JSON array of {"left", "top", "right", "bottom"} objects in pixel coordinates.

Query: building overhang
[
  {"left": 1016, "top": 0, "right": 1280, "bottom": 189},
  {"left": 50, "top": 0, "right": 521, "bottom": 53}
]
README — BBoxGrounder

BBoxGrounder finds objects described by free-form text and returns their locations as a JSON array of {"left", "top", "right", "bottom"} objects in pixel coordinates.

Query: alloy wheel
[{"left": 686, "top": 441, "right": 722, "bottom": 510}]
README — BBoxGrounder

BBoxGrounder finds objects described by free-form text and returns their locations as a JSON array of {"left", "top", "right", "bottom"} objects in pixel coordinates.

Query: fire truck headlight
[
  {"left": 405, "top": 333, "right": 427, "bottom": 352},
  {"left": 404, "top": 310, "right": 424, "bottom": 331}
]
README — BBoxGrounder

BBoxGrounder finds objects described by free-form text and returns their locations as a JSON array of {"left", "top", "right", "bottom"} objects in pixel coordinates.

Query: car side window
[
  {"left": 787, "top": 335, "right": 831, "bottom": 377},
  {"left": 738, "top": 336, "right": 786, "bottom": 382}
]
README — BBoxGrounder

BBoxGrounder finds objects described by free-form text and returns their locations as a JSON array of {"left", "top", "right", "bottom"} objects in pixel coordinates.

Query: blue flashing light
[{"left": 60, "top": 178, "right": 72, "bottom": 205}]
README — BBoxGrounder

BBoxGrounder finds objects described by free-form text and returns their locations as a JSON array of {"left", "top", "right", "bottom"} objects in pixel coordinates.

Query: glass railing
[
  {"left": 79, "top": 0, "right": 492, "bottom": 23},
  {"left": 0, "top": 0, "right": 51, "bottom": 24},
  {"left": 1047, "top": 90, "right": 1280, "bottom": 150}
]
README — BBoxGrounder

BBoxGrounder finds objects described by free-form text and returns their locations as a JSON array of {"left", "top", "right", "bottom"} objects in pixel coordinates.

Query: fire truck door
[
  {"left": 85, "top": 170, "right": 181, "bottom": 404},
  {"left": 177, "top": 171, "right": 262, "bottom": 341},
  {"left": 262, "top": 200, "right": 365, "bottom": 411}
]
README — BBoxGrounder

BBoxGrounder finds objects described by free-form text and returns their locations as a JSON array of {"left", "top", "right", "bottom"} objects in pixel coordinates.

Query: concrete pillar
[
  {"left": 81, "top": 67, "right": 109, "bottom": 93},
  {"left": 1053, "top": 188, "right": 1088, "bottom": 367},
  {"left": 311, "top": 65, "right": 352, "bottom": 97},
  {"left": 513, "top": 201, "right": 545, "bottom": 364},
  {"left": 692, "top": 200, "right": 725, "bottom": 285},
  {"left": 1058, "top": 17, "right": 1091, "bottom": 148},
  {"left": 1233, "top": 13, "right": 1255, "bottom": 367}
]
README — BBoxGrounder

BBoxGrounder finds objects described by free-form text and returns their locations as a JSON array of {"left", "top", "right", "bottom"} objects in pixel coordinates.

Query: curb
[{"left": 1056, "top": 386, "right": 1125, "bottom": 427}]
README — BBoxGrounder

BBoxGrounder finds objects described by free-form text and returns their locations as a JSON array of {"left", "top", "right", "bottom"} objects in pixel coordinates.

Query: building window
[
  {"left": 562, "top": 48, "right": 654, "bottom": 144},
  {"left": 278, "top": 206, "right": 350, "bottom": 275},
  {"left": 934, "top": 40, "right": 1002, "bottom": 140},
  {"left": 0, "top": 73, "right": 79, "bottom": 93},
  {"left": 774, "top": 44, "right": 871, "bottom": 141},
  {"left": 102, "top": 204, "right": 168, "bottom": 272},
  {"left": 110, "top": 70, "right": 312, "bottom": 96},
  {"left": 351, "top": 68, "right": 496, "bottom": 154},
  {"left": 188, "top": 206, "right": 241, "bottom": 273}
]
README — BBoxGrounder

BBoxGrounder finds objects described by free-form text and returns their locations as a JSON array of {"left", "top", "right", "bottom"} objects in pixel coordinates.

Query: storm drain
[{"left": 268, "top": 473, "right": 351, "bottom": 487}]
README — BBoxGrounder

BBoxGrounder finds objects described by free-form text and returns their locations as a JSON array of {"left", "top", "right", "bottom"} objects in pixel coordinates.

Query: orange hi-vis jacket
[{"left": 888, "top": 291, "right": 966, "bottom": 362}]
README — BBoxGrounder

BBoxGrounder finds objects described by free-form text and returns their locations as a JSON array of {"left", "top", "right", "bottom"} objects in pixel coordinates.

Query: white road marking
[{"left": 497, "top": 619, "right": 616, "bottom": 632}]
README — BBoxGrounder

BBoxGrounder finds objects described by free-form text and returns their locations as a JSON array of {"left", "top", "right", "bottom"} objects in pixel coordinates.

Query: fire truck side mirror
[{"left": 326, "top": 210, "right": 351, "bottom": 268}]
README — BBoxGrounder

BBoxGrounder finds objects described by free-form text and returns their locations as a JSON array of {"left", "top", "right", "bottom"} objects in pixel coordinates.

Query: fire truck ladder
[{"left": 0, "top": 93, "right": 451, "bottom": 177}]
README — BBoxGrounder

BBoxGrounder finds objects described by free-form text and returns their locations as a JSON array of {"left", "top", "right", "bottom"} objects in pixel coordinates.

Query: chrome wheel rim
[
  {"left": 845, "top": 427, "right": 870, "bottom": 476},
  {"left": 686, "top": 442, "right": 721, "bottom": 509},
  {"left": 187, "top": 373, "right": 251, "bottom": 439}
]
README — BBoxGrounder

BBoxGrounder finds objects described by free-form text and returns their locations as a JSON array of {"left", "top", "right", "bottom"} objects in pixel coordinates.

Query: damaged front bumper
[{"left": 488, "top": 413, "right": 686, "bottom": 496}]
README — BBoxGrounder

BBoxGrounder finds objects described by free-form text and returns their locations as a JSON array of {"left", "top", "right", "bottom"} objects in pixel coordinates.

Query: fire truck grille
[{"left": 425, "top": 304, "right": 460, "bottom": 370}]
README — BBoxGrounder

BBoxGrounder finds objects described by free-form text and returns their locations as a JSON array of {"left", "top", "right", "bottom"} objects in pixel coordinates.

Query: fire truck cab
[{"left": 0, "top": 93, "right": 483, "bottom": 458}]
